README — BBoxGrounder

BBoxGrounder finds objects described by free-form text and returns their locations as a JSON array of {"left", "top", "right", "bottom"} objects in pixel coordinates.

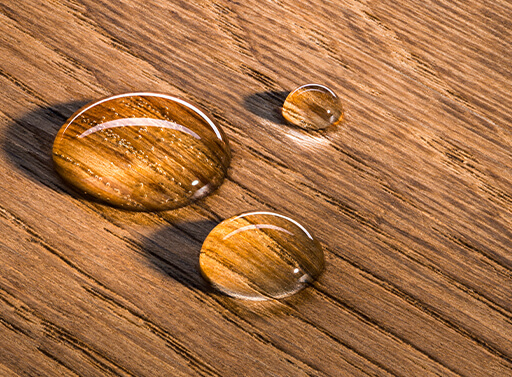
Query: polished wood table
[{"left": 0, "top": 0, "right": 510, "bottom": 376}]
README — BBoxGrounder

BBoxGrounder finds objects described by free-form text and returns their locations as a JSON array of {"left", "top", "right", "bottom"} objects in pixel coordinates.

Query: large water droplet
[
  {"left": 53, "top": 93, "right": 231, "bottom": 211},
  {"left": 200, "top": 211, "right": 324, "bottom": 300},
  {"left": 282, "top": 84, "right": 343, "bottom": 130}
]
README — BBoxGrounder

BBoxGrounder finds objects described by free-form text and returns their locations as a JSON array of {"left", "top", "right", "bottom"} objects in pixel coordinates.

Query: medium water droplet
[
  {"left": 53, "top": 93, "right": 231, "bottom": 211},
  {"left": 282, "top": 84, "right": 343, "bottom": 130},
  {"left": 200, "top": 211, "right": 324, "bottom": 300}
]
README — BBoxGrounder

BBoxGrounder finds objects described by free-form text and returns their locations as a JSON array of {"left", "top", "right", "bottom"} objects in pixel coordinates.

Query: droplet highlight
[
  {"left": 199, "top": 211, "right": 324, "bottom": 300},
  {"left": 282, "top": 84, "right": 343, "bottom": 130},
  {"left": 53, "top": 93, "right": 231, "bottom": 211}
]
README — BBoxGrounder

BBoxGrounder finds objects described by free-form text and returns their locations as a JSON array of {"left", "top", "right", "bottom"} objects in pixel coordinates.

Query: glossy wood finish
[
  {"left": 200, "top": 211, "right": 324, "bottom": 300},
  {"left": 0, "top": 0, "right": 511, "bottom": 376},
  {"left": 53, "top": 93, "right": 231, "bottom": 211}
]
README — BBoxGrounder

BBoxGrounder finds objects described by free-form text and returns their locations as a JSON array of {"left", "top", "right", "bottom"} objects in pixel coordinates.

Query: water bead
[
  {"left": 52, "top": 93, "right": 231, "bottom": 211},
  {"left": 282, "top": 84, "right": 343, "bottom": 130},
  {"left": 199, "top": 211, "right": 325, "bottom": 300}
]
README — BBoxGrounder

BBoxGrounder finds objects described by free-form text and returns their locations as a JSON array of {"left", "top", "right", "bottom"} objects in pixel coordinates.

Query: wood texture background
[{"left": 0, "top": 0, "right": 510, "bottom": 376}]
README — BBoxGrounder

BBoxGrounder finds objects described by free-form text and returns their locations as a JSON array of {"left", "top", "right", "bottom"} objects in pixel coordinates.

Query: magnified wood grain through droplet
[
  {"left": 52, "top": 93, "right": 231, "bottom": 211},
  {"left": 200, "top": 211, "right": 325, "bottom": 300}
]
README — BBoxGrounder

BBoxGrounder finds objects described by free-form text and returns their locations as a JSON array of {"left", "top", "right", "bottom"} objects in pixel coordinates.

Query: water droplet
[
  {"left": 53, "top": 93, "right": 231, "bottom": 211},
  {"left": 200, "top": 211, "right": 324, "bottom": 300},
  {"left": 282, "top": 84, "right": 343, "bottom": 130}
]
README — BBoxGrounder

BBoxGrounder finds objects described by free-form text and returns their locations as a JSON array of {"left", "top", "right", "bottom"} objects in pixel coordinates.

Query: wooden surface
[{"left": 0, "top": 0, "right": 510, "bottom": 376}]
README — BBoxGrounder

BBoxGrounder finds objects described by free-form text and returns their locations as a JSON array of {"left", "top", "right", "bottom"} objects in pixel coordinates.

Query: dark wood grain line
[
  {"left": 242, "top": 143, "right": 292, "bottom": 172},
  {"left": 424, "top": 136, "right": 512, "bottom": 211},
  {"left": 433, "top": 228, "right": 512, "bottom": 279},
  {"left": 46, "top": 0, "right": 144, "bottom": 62},
  {"left": 329, "top": 144, "right": 424, "bottom": 210},
  {"left": 236, "top": 137, "right": 423, "bottom": 220},
  {"left": 193, "top": 290, "right": 394, "bottom": 377},
  {"left": 81, "top": 254, "right": 336, "bottom": 377},
  {"left": 211, "top": 2, "right": 253, "bottom": 57},
  {"left": 100, "top": 219, "right": 334, "bottom": 375},
  {"left": 42, "top": 320, "right": 137, "bottom": 377},
  {"left": 379, "top": 239, "right": 512, "bottom": 323},
  {"left": 0, "top": 7, "right": 106, "bottom": 96},
  {"left": 327, "top": 18, "right": 504, "bottom": 131},
  {"left": 224, "top": 176, "right": 280, "bottom": 210},
  {"left": 150, "top": 82, "right": 250, "bottom": 141},
  {"left": 370, "top": 1, "right": 511, "bottom": 117},
  {"left": 311, "top": 287, "right": 465, "bottom": 377},
  {"left": 124, "top": 133, "right": 510, "bottom": 370},
  {"left": 0, "top": 284, "right": 134, "bottom": 377},
  {"left": 0, "top": 1, "right": 509, "bottom": 375},
  {"left": 0, "top": 204, "right": 218, "bottom": 375},
  {"left": 0, "top": 363, "right": 19, "bottom": 377},
  {"left": 0, "top": 204, "right": 119, "bottom": 296},
  {"left": 290, "top": 312, "right": 400, "bottom": 377},
  {"left": 481, "top": 181, "right": 512, "bottom": 209},
  {"left": 37, "top": 347, "right": 81, "bottom": 377},
  {"left": 0, "top": 286, "right": 34, "bottom": 325},
  {"left": 239, "top": 64, "right": 282, "bottom": 91},
  {"left": 304, "top": 28, "right": 352, "bottom": 71},
  {"left": 209, "top": 111, "right": 248, "bottom": 138},
  {"left": 29, "top": 236, "right": 110, "bottom": 290},
  {"left": 83, "top": 286, "right": 222, "bottom": 377},
  {"left": 327, "top": 249, "right": 512, "bottom": 366},
  {"left": 378, "top": 183, "right": 422, "bottom": 211},
  {"left": 0, "top": 68, "right": 48, "bottom": 106},
  {"left": 299, "top": 181, "right": 381, "bottom": 232},
  {"left": 329, "top": 143, "right": 378, "bottom": 174},
  {"left": 191, "top": 298, "right": 334, "bottom": 377},
  {"left": 0, "top": 314, "right": 29, "bottom": 336}
]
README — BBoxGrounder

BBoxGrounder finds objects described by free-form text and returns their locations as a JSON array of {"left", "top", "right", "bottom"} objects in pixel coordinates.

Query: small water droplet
[{"left": 282, "top": 84, "right": 343, "bottom": 130}]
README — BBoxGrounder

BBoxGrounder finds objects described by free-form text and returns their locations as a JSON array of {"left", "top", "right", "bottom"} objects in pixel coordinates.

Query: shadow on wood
[
  {"left": 142, "top": 219, "right": 220, "bottom": 293},
  {"left": 243, "top": 90, "right": 289, "bottom": 124},
  {"left": 1, "top": 101, "right": 89, "bottom": 193}
]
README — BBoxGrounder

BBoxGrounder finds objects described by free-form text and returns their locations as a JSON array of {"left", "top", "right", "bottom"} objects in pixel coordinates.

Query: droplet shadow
[
  {"left": 1, "top": 101, "right": 90, "bottom": 193},
  {"left": 141, "top": 219, "right": 219, "bottom": 292},
  {"left": 243, "top": 90, "right": 289, "bottom": 124}
]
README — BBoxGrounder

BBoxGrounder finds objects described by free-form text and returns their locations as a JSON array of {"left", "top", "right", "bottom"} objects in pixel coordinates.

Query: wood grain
[{"left": 0, "top": 0, "right": 510, "bottom": 376}]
